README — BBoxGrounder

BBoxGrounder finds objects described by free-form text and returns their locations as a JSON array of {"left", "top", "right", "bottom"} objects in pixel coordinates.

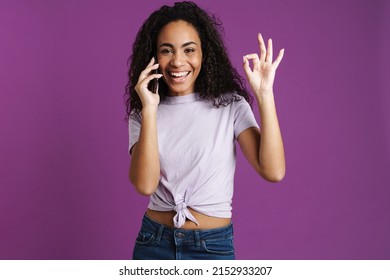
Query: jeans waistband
[{"left": 141, "top": 213, "right": 233, "bottom": 245}]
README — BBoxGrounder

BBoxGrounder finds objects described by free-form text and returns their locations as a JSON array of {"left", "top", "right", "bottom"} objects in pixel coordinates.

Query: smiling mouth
[{"left": 168, "top": 71, "right": 190, "bottom": 78}]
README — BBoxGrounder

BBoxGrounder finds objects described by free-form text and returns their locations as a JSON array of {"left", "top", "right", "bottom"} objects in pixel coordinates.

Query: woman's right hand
[{"left": 134, "top": 57, "right": 163, "bottom": 110}]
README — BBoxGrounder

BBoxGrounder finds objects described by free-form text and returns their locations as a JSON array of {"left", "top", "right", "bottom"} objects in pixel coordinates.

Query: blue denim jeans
[{"left": 132, "top": 214, "right": 235, "bottom": 260}]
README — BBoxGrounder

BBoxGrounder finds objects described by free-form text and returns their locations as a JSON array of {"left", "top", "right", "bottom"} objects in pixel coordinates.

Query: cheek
[
  {"left": 192, "top": 57, "right": 202, "bottom": 72},
  {"left": 156, "top": 56, "right": 168, "bottom": 68},
  {"left": 197, "top": 54, "right": 203, "bottom": 69}
]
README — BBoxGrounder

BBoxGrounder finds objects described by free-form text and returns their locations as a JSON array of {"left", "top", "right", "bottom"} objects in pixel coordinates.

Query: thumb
[{"left": 242, "top": 56, "right": 252, "bottom": 78}]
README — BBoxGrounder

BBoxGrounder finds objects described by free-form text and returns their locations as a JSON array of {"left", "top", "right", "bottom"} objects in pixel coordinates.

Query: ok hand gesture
[{"left": 243, "top": 33, "right": 284, "bottom": 97}]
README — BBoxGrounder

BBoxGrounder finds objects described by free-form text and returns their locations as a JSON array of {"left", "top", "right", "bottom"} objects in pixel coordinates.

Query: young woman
[{"left": 125, "top": 1, "right": 285, "bottom": 260}]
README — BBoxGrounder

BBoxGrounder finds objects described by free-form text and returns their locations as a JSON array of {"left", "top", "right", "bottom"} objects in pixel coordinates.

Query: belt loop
[
  {"left": 194, "top": 230, "right": 200, "bottom": 248},
  {"left": 155, "top": 224, "right": 164, "bottom": 244}
]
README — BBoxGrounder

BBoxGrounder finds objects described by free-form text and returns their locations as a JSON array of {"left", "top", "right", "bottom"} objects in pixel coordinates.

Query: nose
[{"left": 170, "top": 52, "right": 185, "bottom": 67}]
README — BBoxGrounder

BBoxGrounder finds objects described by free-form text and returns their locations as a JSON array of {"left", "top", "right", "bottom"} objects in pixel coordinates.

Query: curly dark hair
[{"left": 124, "top": 1, "right": 252, "bottom": 120}]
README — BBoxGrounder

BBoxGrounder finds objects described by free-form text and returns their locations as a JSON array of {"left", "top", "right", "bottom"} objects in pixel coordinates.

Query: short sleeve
[
  {"left": 233, "top": 98, "right": 259, "bottom": 138},
  {"left": 128, "top": 113, "right": 142, "bottom": 155}
]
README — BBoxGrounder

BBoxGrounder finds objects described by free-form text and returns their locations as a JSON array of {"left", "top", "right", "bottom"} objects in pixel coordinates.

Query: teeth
[{"left": 169, "top": 71, "right": 189, "bottom": 77}]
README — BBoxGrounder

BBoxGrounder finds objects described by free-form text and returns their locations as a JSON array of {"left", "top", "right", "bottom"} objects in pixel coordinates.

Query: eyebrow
[{"left": 158, "top": 41, "right": 197, "bottom": 48}]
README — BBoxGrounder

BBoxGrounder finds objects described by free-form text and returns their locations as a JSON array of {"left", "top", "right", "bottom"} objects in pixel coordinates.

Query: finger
[
  {"left": 273, "top": 48, "right": 285, "bottom": 69},
  {"left": 146, "top": 62, "right": 159, "bottom": 72},
  {"left": 139, "top": 63, "right": 159, "bottom": 80},
  {"left": 142, "top": 73, "right": 163, "bottom": 86},
  {"left": 143, "top": 59, "right": 158, "bottom": 75},
  {"left": 147, "top": 57, "right": 155, "bottom": 66},
  {"left": 141, "top": 57, "right": 156, "bottom": 76},
  {"left": 136, "top": 73, "right": 163, "bottom": 94},
  {"left": 244, "top": 53, "right": 261, "bottom": 69},
  {"left": 258, "top": 33, "right": 266, "bottom": 62},
  {"left": 266, "top": 38, "right": 273, "bottom": 63},
  {"left": 242, "top": 56, "right": 252, "bottom": 77},
  {"left": 244, "top": 53, "right": 260, "bottom": 60}
]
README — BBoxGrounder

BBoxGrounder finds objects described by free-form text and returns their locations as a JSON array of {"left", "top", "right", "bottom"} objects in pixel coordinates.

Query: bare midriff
[{"left": 146, "top": 208, "right": 231, "bottom": 230}]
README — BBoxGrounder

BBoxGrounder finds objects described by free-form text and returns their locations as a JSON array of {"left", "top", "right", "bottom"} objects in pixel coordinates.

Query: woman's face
[{"left": 157, "top": 20, "right": 202, "bottom": 96}]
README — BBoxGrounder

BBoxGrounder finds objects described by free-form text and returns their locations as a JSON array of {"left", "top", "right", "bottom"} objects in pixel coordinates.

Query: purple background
[{"left": 1, "top": 0, "right": 389, "bottom": 260}]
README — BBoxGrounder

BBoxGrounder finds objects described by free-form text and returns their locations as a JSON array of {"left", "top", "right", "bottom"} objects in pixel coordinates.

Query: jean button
[{"left": 176, "top": 232, "right": 185, "bottom": 238}]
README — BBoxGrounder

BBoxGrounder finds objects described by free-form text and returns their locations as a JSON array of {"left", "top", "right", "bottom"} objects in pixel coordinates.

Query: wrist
[
  {"left": 141, "top": 106, "right": 158, "bottom": 116},
  {"left": 255, "top": 90, "right": 275, "bottom": 104}
]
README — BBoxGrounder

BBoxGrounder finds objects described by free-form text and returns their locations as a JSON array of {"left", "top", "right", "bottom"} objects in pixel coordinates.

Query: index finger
[
  {"left": 258, "top": 33, "right": 266, "bottom": 62},
  {"left": 139, "top": 62, "right": 159, "bottom": 80}
]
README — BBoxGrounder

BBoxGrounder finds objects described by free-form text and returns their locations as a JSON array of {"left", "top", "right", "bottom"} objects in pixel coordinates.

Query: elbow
[
  {"left": 264, "top": 172, "right": 285, "bottom": 183},
  {"left": 135, "top": 185, "right": 156, "bottom": 196},
  {"left": 257, "top": 167, "right": 286, "bottom": 183},
  {"left": 129, "top": 173, "right": 159, "bottom": 196},
  {"left": 130, "top": 179, "right": 158, "bottom": 196}
]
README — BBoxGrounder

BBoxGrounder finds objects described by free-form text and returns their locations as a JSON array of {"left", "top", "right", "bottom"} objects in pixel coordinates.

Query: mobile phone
[
  {"left": 151, "top": 69, "right": 159, "bottom": 94},
  {"left": 150, "top": 56, "right": 159, "bottom": 94}
]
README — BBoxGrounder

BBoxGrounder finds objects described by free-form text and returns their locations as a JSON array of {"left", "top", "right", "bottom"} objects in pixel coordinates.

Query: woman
[{"left": 125, "top": 1, "right": 285, "bottom": 260}]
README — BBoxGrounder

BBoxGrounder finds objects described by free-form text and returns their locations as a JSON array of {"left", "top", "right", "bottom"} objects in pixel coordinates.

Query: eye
[
  {"left": 184, "top": 48, "right": 195, "bottom": 53},
  {"left": 160, "top": 49, "right": 173, "bottom": 55}
]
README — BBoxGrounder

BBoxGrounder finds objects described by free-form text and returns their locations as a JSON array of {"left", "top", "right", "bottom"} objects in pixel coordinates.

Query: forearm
[
  {"left": 256, "top": 91, "right": 285, "bottom": 182},
  {"left": 129, "top": 107, "right": 160, "bottom": 195}
]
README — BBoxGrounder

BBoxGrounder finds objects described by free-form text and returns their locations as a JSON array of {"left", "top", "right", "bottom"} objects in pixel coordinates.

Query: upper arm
[
  {"left": 129, "top": 142, "right": 137, "bottom": 156},
  {"left": 128, "top": 113, "right": 141, "bottom": 155},
  {"left": 237, "top": 126, "right": 286, "bottom": 182},
  {"left": 129, "top": 142, "right": 138, "bottom": 179},
  {"left": 237, "top": 126, "right": 262, "bottom": 175}
]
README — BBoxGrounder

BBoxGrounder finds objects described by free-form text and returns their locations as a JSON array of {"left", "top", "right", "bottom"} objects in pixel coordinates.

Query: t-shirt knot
[
  {"left": 174, "top": 201, "right": 187, "bottom": 212},
  {"left": 172, "top": 195, "right": 199, "bottom": 228}
]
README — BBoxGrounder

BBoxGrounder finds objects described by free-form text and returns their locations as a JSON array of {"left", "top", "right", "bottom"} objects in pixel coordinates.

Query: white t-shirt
[{"left": 129, "top": 93, "right": 259, "bottom": 227}]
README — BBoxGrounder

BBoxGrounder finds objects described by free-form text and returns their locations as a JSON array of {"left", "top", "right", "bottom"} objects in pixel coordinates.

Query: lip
[{"left": 166, "top": 71, "right": 191, "bottom": 82}]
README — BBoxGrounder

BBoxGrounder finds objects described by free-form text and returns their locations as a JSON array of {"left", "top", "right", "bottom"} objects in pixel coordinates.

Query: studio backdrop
[{"left": 1, "top": 0, "right": 389, "bottom": 259}]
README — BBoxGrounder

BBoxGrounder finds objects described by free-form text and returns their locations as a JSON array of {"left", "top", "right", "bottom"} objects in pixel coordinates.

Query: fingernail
[{"left": 243, "top": 56, "right": 246, "bottom": 63}]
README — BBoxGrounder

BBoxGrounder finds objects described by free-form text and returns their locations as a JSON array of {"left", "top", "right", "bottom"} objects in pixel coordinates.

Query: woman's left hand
[{"left": 243, "top": 33, "right": 284, "bottom": 97}]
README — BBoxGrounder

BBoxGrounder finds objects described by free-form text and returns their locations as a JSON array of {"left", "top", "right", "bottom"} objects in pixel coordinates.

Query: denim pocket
[
  {"left": 135, "top": 230, "right": 155, "bottom": 245},
  {"left": 201, "top": 237, "right": 234, "bottom": 255}
]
